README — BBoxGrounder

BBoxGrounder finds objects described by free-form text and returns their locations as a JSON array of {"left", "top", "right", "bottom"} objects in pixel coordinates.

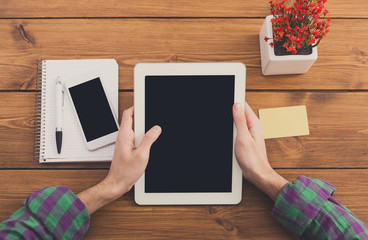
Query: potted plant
[{"left": 259, "top": 0, "right": 331, "bottom": 75}]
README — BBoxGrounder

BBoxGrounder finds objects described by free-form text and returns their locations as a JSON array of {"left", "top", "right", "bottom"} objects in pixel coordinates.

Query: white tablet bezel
[
  {"left": 65, "top": 71, "right": 119, "bottom": 151},
  {"left": 134, "top": 63, "right": 246, "bottom": 205}
]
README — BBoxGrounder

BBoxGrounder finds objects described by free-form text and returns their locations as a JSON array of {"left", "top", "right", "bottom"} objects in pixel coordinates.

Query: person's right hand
[{"left": 232, "top": 102, "right": 288, "bottom": 201}]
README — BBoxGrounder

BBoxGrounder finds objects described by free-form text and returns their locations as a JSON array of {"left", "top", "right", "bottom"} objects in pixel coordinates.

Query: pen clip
[
  {"left": 57, "top": 76, "right": 65, "bottom": 110},
  {"left": 62, "top": 89, "right": 65, "bottom": 109}
]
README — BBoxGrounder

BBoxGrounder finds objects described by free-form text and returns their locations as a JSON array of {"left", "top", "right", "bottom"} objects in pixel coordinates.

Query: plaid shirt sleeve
[
  {"left": 272, "top": 176, "right": 368, "bottom": 239},
  {"left": 0, "top": 186, "right": 90, "bottom": 240}
]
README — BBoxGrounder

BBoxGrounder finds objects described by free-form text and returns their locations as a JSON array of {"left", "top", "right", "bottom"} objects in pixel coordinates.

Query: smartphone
[{"left": 65, "top": 72, "right": 119, "bottom": 150}]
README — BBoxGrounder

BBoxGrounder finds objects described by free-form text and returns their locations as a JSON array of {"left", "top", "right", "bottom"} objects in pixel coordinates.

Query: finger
[
  {"left": 244, "top": 102, "right": 264, "bottom": 141},
  {"left": 138, "top": 125, "right": 162, "bottom": 153},
  {"left": 233, "top": 103, "right": 252, "bottom": 140},
  {"left": 121, "top": 106, "right": 134, "bottom": 131}
]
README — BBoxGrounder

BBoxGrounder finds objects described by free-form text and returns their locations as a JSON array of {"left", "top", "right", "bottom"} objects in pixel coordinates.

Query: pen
[{"left": 56, "top": 76, "right": 64, "bottom": 154}]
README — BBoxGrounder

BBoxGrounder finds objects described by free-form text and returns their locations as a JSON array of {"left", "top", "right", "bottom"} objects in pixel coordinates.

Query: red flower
[
  {"left": 309, "top": 38, "right": 316, "bottom": 44},
  {"left": 270, "top": 42, "right": 274, "bottom": 47},
  {"left": 264, "top": 37, "right": 270, "bottom": 42},
  {"left": 268, "top": 0, "right": 330, "bottom": 51}
]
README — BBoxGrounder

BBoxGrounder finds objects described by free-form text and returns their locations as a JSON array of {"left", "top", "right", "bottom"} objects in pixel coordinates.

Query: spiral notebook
[{"left": 34, "top": 59, "right": 119, "bottom": 163}]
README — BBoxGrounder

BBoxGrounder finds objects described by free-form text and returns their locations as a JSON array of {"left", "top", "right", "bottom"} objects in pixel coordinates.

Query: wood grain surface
[
  {"left": 0, "top": 0, "right": 366, "bottom": 18},
  {"left": 1, "top": 91, "right": 367, "bottom": 169},
  {"left": 0, "top": 169, "right": 367, "bottom": 240},
  {"left": 0, "top": 19, "right": 367, "bottom": 90},
  {"left": 1, "top": 0, "right": 367, "bottom": 238}
]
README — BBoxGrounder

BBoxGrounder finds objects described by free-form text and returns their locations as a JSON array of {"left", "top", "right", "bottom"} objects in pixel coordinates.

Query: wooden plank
[
  {"left": 253, "top": 92, "right": 368, "bottom": 168},
  {"left": 1, "top": 91, "right": 368, "bottom": 168},
  {"left": 0, "top": 169, "right": 367, "bottom": 239},
  {"left": 0, "top": 0, "right": 365, "bottom": 18},
  {"left": 0, "top": 19, "right": 367, "bottom": 90}
]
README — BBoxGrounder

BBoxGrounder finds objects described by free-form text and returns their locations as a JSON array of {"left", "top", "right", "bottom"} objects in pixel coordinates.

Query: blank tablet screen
[{"left": 145, "top": 75, "right": 235, "bottom": 193}]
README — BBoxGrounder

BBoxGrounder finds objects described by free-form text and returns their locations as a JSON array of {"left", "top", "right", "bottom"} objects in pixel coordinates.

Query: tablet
[{"left": 134, "top": 63, "right": 246, "bottom": 205}]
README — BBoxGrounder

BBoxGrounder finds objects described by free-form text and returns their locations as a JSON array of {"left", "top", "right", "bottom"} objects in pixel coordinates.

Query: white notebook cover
[{"left": 36, "top": 59, "right": 119, "bottom": 163}]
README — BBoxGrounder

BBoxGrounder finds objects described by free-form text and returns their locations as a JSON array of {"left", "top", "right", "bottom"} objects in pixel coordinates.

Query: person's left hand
[
  {"left": 77, "top": 106, "right": 161, "bottom": 214},
  {"left": 104, "top": 106, "right": 162, "bottom": 198}
]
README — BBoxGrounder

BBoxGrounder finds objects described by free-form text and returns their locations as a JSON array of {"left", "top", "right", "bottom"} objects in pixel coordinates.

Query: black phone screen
[
  {"left": 145, "top": 75, "right": 235, "bottom": 193},
  {"left": 69, "top": 77, "right": 118, "bottom": 142}
]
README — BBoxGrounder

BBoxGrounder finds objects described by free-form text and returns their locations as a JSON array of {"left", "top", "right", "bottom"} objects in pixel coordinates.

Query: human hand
[
  {"left": 233, "top": 102, "right": 288, "bottom": 201},
  {"left": 104, "top": 106, "right": 161, "bottom": 198},
  {"left": 78, "top": 106, "right": 161, "bottom": 214}
]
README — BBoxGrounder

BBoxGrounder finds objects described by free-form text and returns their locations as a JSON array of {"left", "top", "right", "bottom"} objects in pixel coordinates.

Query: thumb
[
  {"left": 138, "top": 125, "right": 162, "bottom": 153},
  {"left": 233, "top": 103, "right": 252, "bottom": 139}
]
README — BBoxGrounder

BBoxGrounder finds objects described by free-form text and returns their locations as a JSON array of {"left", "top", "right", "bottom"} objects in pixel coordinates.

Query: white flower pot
[{"left": 259, "top": 15, "right": 318, "bottom": 75}]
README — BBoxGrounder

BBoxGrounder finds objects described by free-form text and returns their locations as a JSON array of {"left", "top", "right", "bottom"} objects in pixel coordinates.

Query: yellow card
[{"left": 259, "top": 105, "right": 309, "bottom": 139}]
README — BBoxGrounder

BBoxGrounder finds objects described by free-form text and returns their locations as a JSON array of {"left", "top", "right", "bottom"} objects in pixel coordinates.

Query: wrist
[
  {"left": 99, "top": 176, "right": 129, "bottom": 202},
  {"left": 77, "top": 183, "right": 113, "bottom": 215},
  {"left": 246, "top": 168, "right": 288, "bottom": 201}
]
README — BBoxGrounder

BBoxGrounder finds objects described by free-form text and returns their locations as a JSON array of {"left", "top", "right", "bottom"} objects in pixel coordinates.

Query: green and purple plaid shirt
[
  {"left": 272, "top": 176, "right": 368, "bottom": 239},
  {"left": 0, "top": 186, "right": 89, "bottom": 239},
  {"left": 1, "top": 176, "right": 367, "bottom": 239}
]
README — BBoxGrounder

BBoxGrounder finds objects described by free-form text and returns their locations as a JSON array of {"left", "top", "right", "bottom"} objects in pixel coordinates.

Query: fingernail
[
  {"left": 235, "top": 103, "right": 242, "bottom": 112},
  {"left": 152, "top": 125, "right": 161, "bottom": 134}
]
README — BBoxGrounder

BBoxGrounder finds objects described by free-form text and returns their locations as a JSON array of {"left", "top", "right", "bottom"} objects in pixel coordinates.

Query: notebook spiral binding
[{"left": 34, "top": 60, "right": 47, "bottom": 162}]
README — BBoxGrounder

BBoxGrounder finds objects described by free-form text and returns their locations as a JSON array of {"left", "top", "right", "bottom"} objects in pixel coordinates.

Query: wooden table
[{"left": 1, "top": 1, "right": 368, "bottom": 239}]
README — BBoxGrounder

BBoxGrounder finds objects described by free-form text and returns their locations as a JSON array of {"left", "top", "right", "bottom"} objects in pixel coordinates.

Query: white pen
[{"left": 55, "top": 76, "right": 64, "bottom": 154}]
